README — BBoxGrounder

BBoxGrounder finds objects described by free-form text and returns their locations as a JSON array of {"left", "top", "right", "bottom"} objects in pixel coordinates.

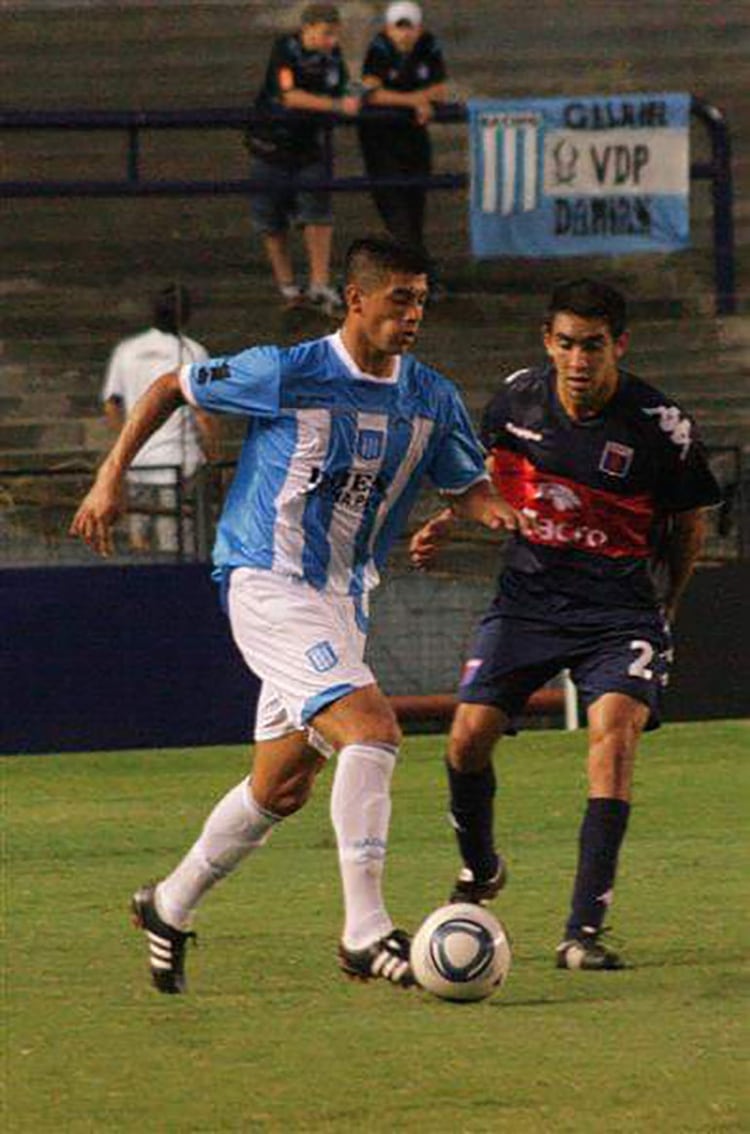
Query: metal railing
[
  {"left": 0, "top": 97, "right": 736, "bottom": 314},
  {"left": 1, "top": 444, "right": 745, "bottom": 568}
]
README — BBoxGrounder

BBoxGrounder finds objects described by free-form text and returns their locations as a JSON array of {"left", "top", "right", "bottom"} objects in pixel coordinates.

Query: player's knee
[
  {"left": 447, "top": 727, "right": 495, "bottom": 773},
  {"left": 592, "top": 720, "right": 639, "bottom": 762},
  {"left": 367, "top": 718, "right": 402, "bottom": 750},
  {"left": 448, "top": 704, "right": 506, "bottom": 772},
  {"left": 349, "top": 709, "right": 402, "bottom": 750}
]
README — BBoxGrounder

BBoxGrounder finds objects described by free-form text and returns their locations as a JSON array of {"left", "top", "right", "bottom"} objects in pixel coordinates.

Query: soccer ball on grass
[{"left": 410, "top": 902, "right": 512, "bottom": 1002}]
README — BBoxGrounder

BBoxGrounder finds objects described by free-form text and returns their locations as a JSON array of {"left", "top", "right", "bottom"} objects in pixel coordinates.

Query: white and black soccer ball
[{"left": 410, "top": 902, "right": 512, "bottom": 1002}]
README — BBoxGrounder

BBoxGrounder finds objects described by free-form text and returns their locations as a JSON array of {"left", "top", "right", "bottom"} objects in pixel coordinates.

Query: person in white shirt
[{"left": 101, "top": 284, "right": 218, "bottom": 553}]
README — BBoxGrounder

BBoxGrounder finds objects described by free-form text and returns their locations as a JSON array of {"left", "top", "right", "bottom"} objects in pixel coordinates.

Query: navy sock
[
  {"left": 566, "top": 798, "right": 631, "bottom": 937},
  {"left": 446, "top": 760, "right": 499, "bottom": 882}
]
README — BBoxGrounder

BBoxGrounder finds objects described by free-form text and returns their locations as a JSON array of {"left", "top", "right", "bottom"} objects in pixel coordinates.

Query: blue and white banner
[{"left": 469, "top": 93, "right": 690, "bottom": 257}]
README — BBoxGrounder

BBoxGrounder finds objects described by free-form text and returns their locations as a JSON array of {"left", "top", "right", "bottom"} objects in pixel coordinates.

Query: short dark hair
[
  {"left": 546, "top": 278, "right": 628, "bottom": 338},
  {"left": 301, "top": 3, "right": 341, "bottom": 25},
  {"left": 152, "top": 283, "right": 192, "bottom": 333},
  {"left": 344, "top": 236, "right": 430, "bottom": 289}
]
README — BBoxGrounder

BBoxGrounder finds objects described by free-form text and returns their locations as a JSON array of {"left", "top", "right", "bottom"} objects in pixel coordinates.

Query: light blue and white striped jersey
[{"left": 180, "top": 332, "right": 487, "bottom": 596}]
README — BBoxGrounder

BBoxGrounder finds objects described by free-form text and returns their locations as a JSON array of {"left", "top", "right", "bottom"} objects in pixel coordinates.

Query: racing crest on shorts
[{"left": 306, "top": 640, "right": 339, "bottom": 673}]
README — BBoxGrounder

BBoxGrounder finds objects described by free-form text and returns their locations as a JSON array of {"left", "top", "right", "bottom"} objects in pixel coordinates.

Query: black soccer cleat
[
  {"left": 131, "top": 884, "right": 196, "bottom": 994},
  {"left": 449, "top": 858, "right": 508, "bottom": 905},
  {"left": 555, "top": 927, "right": 624, "bottom": 971},
  {"left": 338, "top": 929, "right": 415, "bottom": 988}
]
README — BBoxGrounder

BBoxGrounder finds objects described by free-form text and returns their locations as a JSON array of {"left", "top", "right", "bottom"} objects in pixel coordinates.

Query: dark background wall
[
  {"left": 0, "top": 565, "right": 257, "bottom": 754},
  {"left": 1, "top": 563, "right": 747, "bottom": 756}
]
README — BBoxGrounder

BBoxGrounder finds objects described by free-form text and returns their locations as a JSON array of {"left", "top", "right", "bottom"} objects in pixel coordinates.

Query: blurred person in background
[
  {"left": 245, "top": 3, "right": 360, "bottom": 315},
  {"left": 102, "top": 284, "right": 218, "bottom": 554},
  {"left": 358, "top": 2, "right": 447, "bottom": 280}
]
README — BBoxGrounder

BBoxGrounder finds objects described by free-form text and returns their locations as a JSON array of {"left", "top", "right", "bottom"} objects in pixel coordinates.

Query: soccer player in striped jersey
[
  {"left": 410, "top": 278, "right": 721, "bottom": 971},
  {"left": 71, "top": 236, "right": 525, "bottom": 993}
]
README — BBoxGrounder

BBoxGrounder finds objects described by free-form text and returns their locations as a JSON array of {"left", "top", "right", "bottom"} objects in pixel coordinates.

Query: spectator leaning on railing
[
  {"left": 245, "top": 3, "right": 360, "bottom": 315},
  {"left": 358, "top": 2, "right": 447, "bottom": 280},
  {"left": 102, "top": 284, "right": 218, "bottom": 554}
]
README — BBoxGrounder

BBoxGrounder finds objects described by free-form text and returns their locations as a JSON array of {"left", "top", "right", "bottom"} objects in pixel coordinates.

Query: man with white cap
[{"left": 359, "top": 3, "right": 447, "bottom": 274}]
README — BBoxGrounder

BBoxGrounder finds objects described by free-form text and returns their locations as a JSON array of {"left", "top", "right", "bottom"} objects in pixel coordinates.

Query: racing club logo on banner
[{"left": 469, "top": 93, "right": 690, "bottom": 257}]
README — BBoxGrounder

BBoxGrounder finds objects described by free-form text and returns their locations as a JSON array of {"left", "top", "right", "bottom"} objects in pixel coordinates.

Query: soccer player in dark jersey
[
  {"left": 246, "top": 4, "right": 360, "bottom": 312},
  {"left": 410, "top": 279, "right": 721, "bottom": 970},
  {"left": 358, "top": 3, "right": 447, "bottom": 269}
]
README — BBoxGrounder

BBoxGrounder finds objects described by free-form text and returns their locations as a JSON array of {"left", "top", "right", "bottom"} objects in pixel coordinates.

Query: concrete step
[
  {"left": 0, "top": 450, "right": 101, "bottom": 473},
  {"left": 1, "top": 0, "right": 747, "bottom": 486}
]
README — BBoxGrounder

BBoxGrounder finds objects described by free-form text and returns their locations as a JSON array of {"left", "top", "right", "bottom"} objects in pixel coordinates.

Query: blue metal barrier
[{"left": 0, "top": 98, "right": 735, "bottom": 314}]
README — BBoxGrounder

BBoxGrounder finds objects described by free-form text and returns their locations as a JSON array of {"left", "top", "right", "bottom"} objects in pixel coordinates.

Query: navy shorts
[
  {"left": 458, "top": 601, "right": 673, "bottom": 730},
  {"left": 249, "top": 157, "right": 332, "bottom": 235}
]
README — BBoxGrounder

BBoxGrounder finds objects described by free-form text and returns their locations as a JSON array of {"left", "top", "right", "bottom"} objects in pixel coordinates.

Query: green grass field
[{"left": 3, "top": 720, "right": 748, "bottom": 1132}]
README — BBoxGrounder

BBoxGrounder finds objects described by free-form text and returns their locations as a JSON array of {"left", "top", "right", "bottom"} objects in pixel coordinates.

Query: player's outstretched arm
[
  {"left": 69, "top": 371, "right": 185, "bottom": 557},
  {"left": 450, "top": 479, "right": 533, "bottom": 536},
  {"left": 410, "top": 482, "right": 532, "bottom": 569}
]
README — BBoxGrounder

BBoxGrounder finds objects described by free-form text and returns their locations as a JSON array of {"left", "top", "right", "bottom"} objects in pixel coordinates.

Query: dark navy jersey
[
  {"left": 362, "top": 30, "right": 446, "bottom": 94},
  {"left": 360, "top": 31, "right": 446, "bottom": 151},
  {"left": 481, "top": 364, "right": 721, "bottom": 614},
  {"left": 248, "top": 33, "right": 349, "bottom": 166}
]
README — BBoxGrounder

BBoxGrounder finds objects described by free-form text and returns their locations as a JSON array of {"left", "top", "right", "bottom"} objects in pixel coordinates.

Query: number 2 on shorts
[{"left": 628, "top": 639, "right": 654, "bottom": 681}]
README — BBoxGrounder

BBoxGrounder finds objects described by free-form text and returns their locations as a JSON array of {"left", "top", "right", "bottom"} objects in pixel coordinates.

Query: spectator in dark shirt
[
  {"left": 246, "top": 4, "right": 360, "bottom": 313},
  {"left": 359, "top": 3, "right": 447, "bottom": 273}
]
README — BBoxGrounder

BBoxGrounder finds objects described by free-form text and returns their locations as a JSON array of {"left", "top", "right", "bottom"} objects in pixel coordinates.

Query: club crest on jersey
[
  {"left": 306, "top": 641, "right": 339, "bottom": 673},
  {"left": 533, "top": 482, "right": 581, "bottom": 512},
  {"left": 599, "top": 441, "right": 634, "bottom": 478},
  {"left": 357, "top": 429, "right": 385, "bottom": 461}
]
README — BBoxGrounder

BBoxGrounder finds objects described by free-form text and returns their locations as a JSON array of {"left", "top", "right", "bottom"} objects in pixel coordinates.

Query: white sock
[
  {"left": 330, "top": 742, "right": 397, "bottom": 951},
  {"left": 155, "top": 778, "right": 279, "bottom": 929}
]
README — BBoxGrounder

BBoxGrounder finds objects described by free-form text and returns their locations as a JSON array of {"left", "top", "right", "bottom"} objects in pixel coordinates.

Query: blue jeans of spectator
[{"left": 249, "top": 157, "right": 332, "bottom": 235}]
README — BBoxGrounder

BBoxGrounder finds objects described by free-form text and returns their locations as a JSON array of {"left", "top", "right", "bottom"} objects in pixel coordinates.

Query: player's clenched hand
[
  {"left": 69, "top": 475, "right": 124, "bottom": 557},
  {"left": 480, "top": 498, "right": 535, "bottom": 537},
  {"left": 409, "top": 507, "right": 455, "bottom": 569}
]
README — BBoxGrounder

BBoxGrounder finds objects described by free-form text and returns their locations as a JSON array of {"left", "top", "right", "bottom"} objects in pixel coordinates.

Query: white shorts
[{"left": 228, "top": 568, "right": 375, "bottom": 752}]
